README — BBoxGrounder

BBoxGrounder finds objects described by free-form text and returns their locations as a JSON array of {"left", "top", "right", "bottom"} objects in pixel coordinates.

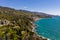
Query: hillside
[
  {"left": 0, "top": 6, "right": 52, "bottom": 40},
  {"left": 19, "top": 10, "right": 52, "bottom": 18}
]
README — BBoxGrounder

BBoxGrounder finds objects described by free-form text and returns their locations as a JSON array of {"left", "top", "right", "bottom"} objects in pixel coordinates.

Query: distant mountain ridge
[
  {"left": 19, "top": 10, "right": 53, "bottom": 18},
  {"left": 0, "top": 6, "right": 53, "bottom": 18}
]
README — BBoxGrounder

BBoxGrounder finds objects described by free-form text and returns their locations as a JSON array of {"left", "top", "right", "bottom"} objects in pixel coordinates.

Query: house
[{"left": 0, "top": 19, "right": 10, "bottom": 26}]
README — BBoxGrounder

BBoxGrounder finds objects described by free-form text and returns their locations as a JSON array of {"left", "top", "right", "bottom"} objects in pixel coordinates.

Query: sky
[{"left": 0, "top": 0, "right": 60, "bottom": 15}]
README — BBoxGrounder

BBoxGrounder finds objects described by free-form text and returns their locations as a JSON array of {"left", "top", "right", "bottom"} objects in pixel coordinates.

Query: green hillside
[{"left": 0, "top": 6, "right": 49, "bottom": 40}]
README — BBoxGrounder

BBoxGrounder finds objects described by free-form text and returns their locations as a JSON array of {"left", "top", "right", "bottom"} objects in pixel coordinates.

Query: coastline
[{"left": 32, "top": 17, "right": 50, "bottom": 40}]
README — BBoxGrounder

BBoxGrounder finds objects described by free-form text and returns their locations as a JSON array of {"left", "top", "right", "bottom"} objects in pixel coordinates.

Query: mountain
[
  {"left": 0, "top": 6, "right": 52, "bottom": 19},
  {"left": 0, "top": 6, "right": 52, "bottom": 40},
  {"left": 19, "top": 10, "right": 53, "bottom": 18}
]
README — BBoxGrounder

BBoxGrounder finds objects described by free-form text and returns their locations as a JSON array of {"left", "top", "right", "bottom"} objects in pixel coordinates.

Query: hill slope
[{"left": 0, "top": 6, "right": 52, "bottom": 40}]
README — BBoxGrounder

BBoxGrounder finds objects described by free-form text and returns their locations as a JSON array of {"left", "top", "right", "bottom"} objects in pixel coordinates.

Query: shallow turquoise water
[{"left": 35, "top": 17, "right": 60, "bottom": 40}]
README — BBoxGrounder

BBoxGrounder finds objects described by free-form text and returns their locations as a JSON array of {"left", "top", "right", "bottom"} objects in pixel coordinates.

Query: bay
[{"left": 34, "top": 16, "right": 60, "bottom": 40}]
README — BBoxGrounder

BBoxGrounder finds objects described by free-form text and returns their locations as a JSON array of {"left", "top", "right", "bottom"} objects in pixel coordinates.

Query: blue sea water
[{"left": 34, "top": 16, "right": 60, "bottom": 40}]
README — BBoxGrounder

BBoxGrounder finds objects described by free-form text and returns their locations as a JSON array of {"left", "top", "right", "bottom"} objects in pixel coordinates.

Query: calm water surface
[{"left": 35, "top": 17, "right": 60, "bottom": 40}]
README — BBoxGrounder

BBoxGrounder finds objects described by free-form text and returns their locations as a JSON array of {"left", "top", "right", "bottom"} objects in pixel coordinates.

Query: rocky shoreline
[{"left": 31, "top": 17, "right": 48, "bottom": 40}]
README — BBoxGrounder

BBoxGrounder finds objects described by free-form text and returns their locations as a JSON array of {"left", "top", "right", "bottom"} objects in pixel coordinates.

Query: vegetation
[{"left": 0, "top": 6, "right": 48, "bottom": 40}]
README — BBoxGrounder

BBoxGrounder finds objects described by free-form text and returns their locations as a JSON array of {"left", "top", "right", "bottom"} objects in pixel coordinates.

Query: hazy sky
[{"left": 0, "top": 0, "right": 60, "bottom": 15}]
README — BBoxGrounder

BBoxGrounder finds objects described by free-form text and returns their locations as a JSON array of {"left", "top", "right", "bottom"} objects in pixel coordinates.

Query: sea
[{"left": 34, "top": 16, "right": 60, "bottom": 40}]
